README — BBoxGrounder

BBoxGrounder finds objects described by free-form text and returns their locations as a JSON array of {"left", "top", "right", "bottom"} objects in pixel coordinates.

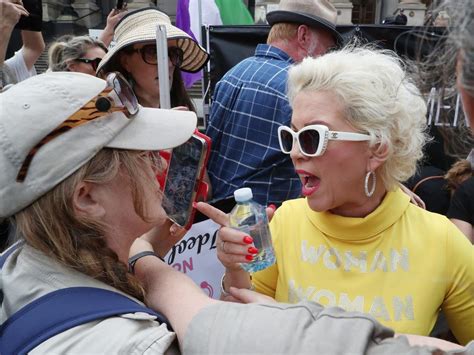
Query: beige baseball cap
[{"left": 0, "top": 72, "right": 197, "bottom": 217}]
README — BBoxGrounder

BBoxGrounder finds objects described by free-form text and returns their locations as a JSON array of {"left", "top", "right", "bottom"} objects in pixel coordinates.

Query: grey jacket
[{"left": 1, "top": 244, "right": 179, "bottom": 354}]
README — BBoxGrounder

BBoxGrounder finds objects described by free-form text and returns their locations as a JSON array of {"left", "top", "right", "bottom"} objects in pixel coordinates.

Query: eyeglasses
[
  {"left": 16, "top": 72, "right": 139, "bottom": 182},
  {"left": 131, "top": 44, "right": 184, "bottom": 68},
  {"left": 278, "top": 124, "right": 371, "bottom": 158},
  {"left": 76, "top": 57, "right": 102, "bottom": 71}
]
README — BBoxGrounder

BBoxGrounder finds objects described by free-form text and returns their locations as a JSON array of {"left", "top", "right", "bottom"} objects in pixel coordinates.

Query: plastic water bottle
[{"left": 229, "top": 188, "right": 276, "bottom": 272}]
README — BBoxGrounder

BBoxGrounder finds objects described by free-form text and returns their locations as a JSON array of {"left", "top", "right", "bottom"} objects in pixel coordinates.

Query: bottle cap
[{"left": 234, "top": 187, "right": 253, "bottom": 202}]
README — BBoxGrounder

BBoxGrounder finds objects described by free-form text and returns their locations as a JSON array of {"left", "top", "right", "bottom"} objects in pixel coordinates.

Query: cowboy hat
[{"left": 266, "top": 0, "right": 343, "bottom": 45}]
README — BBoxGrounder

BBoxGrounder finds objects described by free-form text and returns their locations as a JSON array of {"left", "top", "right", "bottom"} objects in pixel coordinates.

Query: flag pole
[
  {"left": 156, "top": 24, "right": 171, "bottom": 109},
  {"left": 198, "top": 0, "right": 208, "bottom": 129},
  {"left": 197, "top": 0, "right": 203, "bottom": 43}
]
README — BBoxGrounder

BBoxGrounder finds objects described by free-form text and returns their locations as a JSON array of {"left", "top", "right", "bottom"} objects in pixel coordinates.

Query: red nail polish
[
  {"left": 248, "top": 247, "right": 258, "bottom": 254},
  {"left": 192, "top": 202, "right": 198, "bottom": 208},
  {"left": 243, "top": 236, "right": 253, "bottom": 244},
  {"left": 268, "top": 204, "right": 276, "bottom": 211},
  {"left": 245, "top": 254, "right": 253, "bottom": 261}
]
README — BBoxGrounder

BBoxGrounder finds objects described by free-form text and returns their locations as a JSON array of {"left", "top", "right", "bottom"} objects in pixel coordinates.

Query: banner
[{"left": 165, "top": 219, "right": 224, "bottom": 298}]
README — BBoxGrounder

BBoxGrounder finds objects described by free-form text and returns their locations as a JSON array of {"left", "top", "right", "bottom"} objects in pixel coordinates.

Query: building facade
[{"left": 39, "top": 0, "right": 432, "bottom": 32}]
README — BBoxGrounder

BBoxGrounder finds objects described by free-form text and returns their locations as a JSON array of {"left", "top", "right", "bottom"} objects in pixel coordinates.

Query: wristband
[{"left": 128, "top": 251, "right": 164, "bottom": 274}]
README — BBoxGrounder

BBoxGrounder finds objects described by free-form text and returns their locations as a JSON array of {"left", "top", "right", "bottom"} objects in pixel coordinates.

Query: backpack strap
[
  {"left": 0, "top": 242, "right": 23, "bottom": 304},
  {"left": 0, "top": 287, "right": 171, "bottom": 355}
]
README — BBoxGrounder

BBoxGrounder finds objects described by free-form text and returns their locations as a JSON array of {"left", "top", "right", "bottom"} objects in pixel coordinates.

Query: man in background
[{"left": 205, "top": 0, "right": 341, "bottom": 207}]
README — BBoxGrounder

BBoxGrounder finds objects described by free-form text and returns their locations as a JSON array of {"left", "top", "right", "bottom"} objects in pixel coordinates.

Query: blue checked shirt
[{"left": 206, "top": 44, "right": 301, "bottom": 206}]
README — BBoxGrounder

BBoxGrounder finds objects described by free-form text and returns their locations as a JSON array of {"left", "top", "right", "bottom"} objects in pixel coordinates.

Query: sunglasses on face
[
  {"left": 75, "top": 57, "right": 102, "bottom": 71},
  {"left": 16, "top": 72, "right": 139, "bottom": 182},
  {"left": 132, "top": 44, "right": 184, "bottom": 68},
  {"left": 278, "top": 124, "right": 371, "bottom": 158}
]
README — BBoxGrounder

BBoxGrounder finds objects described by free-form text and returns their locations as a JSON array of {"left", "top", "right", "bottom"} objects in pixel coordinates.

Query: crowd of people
[{"left": 0, "top": 0, "right": 473, "bottom": 353}]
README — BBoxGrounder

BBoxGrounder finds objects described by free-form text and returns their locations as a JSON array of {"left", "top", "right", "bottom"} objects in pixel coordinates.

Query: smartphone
[
  {"left": 162, "top": 131, "right": 211, "bottom": 229},
  {"left": 15, "top": 0, "right": 42, "bottom": 32},
  {"left": 116, "top": 0, "right": 125, "bottom": 10}
]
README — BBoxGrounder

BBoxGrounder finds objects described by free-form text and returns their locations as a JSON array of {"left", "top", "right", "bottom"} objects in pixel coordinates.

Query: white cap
[
  {"left": 0, "top": 72, "right": 197, "bottom": 217},
  {"left": 234, "top": 187, "right": 253, "bottom": 202}
]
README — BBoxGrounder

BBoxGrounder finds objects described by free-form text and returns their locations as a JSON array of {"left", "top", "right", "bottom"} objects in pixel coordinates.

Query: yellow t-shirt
[{"left": 254, "top": 188, "right": 474, "bottom": 344}]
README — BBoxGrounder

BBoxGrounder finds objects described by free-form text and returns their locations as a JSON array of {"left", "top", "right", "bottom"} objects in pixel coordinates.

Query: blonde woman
[
  {"left": 48, "top": 35, "right": 107, "bottom": 75},
  {"left": 207, "top": 47, "right": 474, "bottom": 345}
]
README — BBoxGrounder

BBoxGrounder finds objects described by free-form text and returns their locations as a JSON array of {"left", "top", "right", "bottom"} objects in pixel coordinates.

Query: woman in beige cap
[{"left": 97, "top": 7, "right": 209, "bottom": 111}]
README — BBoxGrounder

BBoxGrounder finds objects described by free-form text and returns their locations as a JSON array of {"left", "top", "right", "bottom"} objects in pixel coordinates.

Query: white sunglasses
[{"left": 278, "top": 124, "right": 371, "bottom": 157}]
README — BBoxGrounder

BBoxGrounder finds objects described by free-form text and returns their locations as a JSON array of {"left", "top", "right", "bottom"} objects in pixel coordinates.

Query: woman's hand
[
  {"left": 99, "top": 7, "right": 128, "bottom": 47},
  {"left": 1, "top": 0, "right": 29, "bottom": 30},
  {"left": 396, "top": 334, "right": 464, "bottom": 351},
  {"left": 129, "top": 236, "right": 154, "bottom": 258},
  {"left": 196, "top": 202, "right": 276, "bottom": 270},
  {"left": 140, "top": 218, "right": 187, "bottom": 259},
  {"left": 195, "top": 202, "right": 255, "bottom": 271},
  {"left": 217, "top": 226, "right": 257, "bottom": 270},
  {"left": 195, "top": 202, "right": 277, "bottom": 297}
]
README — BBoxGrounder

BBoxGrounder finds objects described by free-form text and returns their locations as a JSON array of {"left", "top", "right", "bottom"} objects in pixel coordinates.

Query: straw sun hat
[{"left": 97, "top": 7, "right": 209, "bottom": 74}]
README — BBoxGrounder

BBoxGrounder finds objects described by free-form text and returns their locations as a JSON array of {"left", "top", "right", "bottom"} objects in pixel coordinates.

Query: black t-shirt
[
  {"left": 447, "top": 176, "right": 474, "bottom": 224},
  {"left": 405, "top": 165, "right": 450, "bottom": 215}
]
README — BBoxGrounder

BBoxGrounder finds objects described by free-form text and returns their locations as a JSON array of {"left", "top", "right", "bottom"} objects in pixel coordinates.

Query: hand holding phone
[
  {"left": 14, "top": 0, "right": 42, "bottom": 31},
  {"left": 162, "top": 131, "right": 211, "bottom": 230},
  {"left": 116, "top": 0, "right": 125, "bottom": 10}
]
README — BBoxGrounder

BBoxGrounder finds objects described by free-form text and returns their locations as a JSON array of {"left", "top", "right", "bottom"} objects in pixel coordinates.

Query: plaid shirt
[{"left": 206, "top": 44, "right": 301, "bottom": 206}]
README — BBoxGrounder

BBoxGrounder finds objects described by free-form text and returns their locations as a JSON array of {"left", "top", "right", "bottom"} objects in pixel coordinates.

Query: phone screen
[
  {"left": 116, "top": 0, "right": 125, "bottom": 9},
  {"left": 163, "top": 135, "right": 207, "bottom": 228}
]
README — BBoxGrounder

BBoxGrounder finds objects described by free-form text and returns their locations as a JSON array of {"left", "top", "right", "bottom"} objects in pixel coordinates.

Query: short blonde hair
[
  {"left": 267, "top": 23, "right": 299, "bottom": 44},
  {"left": 48, "top": 35, "right": 107, "bottom": 72},
  {"left": 287, "top": 46, "right": 429, "bottom": 189}
]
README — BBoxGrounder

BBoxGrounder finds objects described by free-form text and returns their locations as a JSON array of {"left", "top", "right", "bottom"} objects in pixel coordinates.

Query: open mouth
[{"left": 297, "top": 170, "right": 321, "bottom": 197}]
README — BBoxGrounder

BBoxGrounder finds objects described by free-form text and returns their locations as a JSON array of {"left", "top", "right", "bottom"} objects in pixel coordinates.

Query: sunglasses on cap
[
  {"left": 131, "top": 44, "right": 184, "bottom": 68},
  {"left": 278, "top": 124, "right": 371, "bottom": 158},
  {"left": 16, "top": 72, "right": 139, "bottom": 182},
  {"left": 76, "top": 57, "right": 102, "bottom": 71}
]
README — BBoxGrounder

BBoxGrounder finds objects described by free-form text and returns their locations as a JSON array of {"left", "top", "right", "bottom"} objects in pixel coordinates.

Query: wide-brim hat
[
  {"left": 97, "top": 7, "right": 209, "bottom": 74},
  {"left": 266, "top": 0, "right": 343, "bottom": 46},
  {"left": 0, "top": 72, "right": 197, "bottom": 218}
]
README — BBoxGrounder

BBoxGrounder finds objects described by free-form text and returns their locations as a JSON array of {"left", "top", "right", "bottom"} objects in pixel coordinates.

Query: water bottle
[{"left": 229, "top": 188, "right": 276, "bottom": 272}]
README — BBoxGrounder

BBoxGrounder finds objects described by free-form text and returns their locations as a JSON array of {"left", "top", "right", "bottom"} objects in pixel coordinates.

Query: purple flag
[{"left": 176, "top": 0, "right": 203, "bottom": 88}]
